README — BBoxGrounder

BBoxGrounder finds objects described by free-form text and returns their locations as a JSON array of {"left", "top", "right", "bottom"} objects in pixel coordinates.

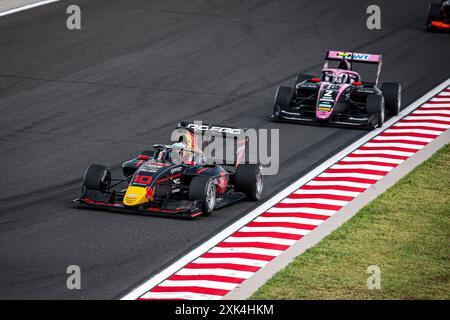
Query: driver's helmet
[
  {"left": 155, "top": 148, "right": 167, "bottom": 162},
  {"left": 322, "top": 71, "right": 335, "bottom": 83},
  {"left": 169, "top": 142, "right": 190, "bottom": 164}
]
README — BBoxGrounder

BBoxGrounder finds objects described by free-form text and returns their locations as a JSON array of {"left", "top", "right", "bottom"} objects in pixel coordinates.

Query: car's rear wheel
[
  {"left": 234, "top": 164, "right": 263, "bottom": 201},
  {"left": 189, "top": 176, "right": 216, "bottom": 216},
  {"left": 366, "top": 94, "right": 385, "bottom": 129},
  {"left": 82, "top": 164, "right": 111, "bottom": 192},
  {"left": 426, "top": 3, "right": 441, "bottom": 31},
  {"left": 273, "top": 86, "right": 293, "bottom": 118},
  {"left": 381, "top": 82, "right": 401, "bottom": 116},
  {"left": 295, "top": 74, "right": 314, "bottom": 86}
]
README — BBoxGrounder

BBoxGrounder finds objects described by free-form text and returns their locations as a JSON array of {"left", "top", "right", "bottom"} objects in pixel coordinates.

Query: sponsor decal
[
  {"left": 142, "top": 164, "right": 164, "bottom": 172},
  {"left": 171, "top": 166, "right": 182, "bottom": 174},
  {"left": 186, "top": 123, "right": 242, "bottom": 135},
  {"left": 352, "top": 53, "right": 370, "bottom": 61},
  {"left": 337, "top": 52, "right": 370, "bottom": 61}
]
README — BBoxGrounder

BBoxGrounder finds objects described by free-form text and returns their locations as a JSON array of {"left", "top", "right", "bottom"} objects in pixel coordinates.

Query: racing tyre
[
  {"left": 381, "top": 82, "right": 401, "bottom": 116},
  {"left": 234, "top": 164, "right": 263, "bottom": 201},
  {"left": 366, "top": 94, "right": 385, "bottom": 129},
  {"left": 426, "top": 3, "right": 441, "bottom": 31},
  {"left": 82, "top": 164, "right": 111, "bottom": 192},
  {"left": 295, "top": 74, "right": 314, "bottom": 86},
  {"left": 273, "top": 86, "right": 293, "bottom": 118},
  {"left": 189, "top": 176, "right": 216, "bottom": 216}
]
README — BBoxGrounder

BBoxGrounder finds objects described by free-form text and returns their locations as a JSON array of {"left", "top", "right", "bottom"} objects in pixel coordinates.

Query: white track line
[
  {"left": 121, "top": 78, "right": 450, "bottom": 300},
  {"left": 0, "top": 0, "right": 59, "bottom": 17}
]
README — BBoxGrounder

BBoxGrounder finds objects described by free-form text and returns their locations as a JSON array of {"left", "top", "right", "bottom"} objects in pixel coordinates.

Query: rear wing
[
  {"left": 177, "top": 121, "right": 244, "bottom": 136},
  {"left": 324, "top": 50, "right": 383, "bottom": 85},
  {"left": 175, "top": 121, "right": 247, "bottom": 167}
]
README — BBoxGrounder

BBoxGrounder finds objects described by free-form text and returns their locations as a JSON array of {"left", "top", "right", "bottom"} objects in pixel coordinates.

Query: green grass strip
[{"left": 251, "top": 144, "right": 450, "bottom": 300}]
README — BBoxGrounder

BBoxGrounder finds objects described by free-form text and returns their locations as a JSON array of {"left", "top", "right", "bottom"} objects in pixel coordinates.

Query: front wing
[
  {"left": 271, "top": 108, "right": 372, "bottom": 129},
  {"left": 72, "top": 189, "right": 203, "bottom": 219},
  {"left": 72, "top": 188, "right": 248, "bottom": 219}
]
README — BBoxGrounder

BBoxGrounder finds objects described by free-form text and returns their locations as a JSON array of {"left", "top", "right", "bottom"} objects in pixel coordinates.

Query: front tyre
[
  {"left": 82, "top": 164, "right": 111, "bottom": 192},
  {"left": 272, "top": 86, "right": 294, "bottom": 118},
  {"left": 189, "top": 176, "right": 216, "bottom": 216},
  {"left": 234, "top": 164, "right": 263, "bottom": 201},
  {"left": 366, "top": 94, "right": 385, "bottom": 129}
]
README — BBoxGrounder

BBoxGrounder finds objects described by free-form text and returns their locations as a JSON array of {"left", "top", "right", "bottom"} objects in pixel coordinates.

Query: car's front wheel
[
  {"left": 272, "top": 86, "right": 294, "bottom": 119},
  {"left": 366, "top": 94, "right": 385, "bottom": 129},
  {"left": 82, "top": 164, "right": 111, "bottom": 192},
  {"left": 189, "top": 176, "right": 216, "bottom": 216}
]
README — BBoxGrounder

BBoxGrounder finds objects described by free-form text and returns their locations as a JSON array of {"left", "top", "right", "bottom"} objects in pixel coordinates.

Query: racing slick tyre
[
  {"left": 272, "top": 86, "right": 293, "bottom": 118},
  {"left": 381, "top": 82, "right": 401, "bottom": 116},
  {"left": 189, "top": 176, "right": 216, "bottom": 216},
  {"left": 234, "top": 164, "right": 263, "bottom": 201},
  {"left": 366, "top": 94, "right": 385, "bottom": 129},
  {"left": 426, "top": 3, "right": 441, "bottom": 31},
  {"left": 295, "top": 74, "right": 314, "bottom": 86},
  {"left": 82, "top": 164, "right": 111, "bottom": 192}
]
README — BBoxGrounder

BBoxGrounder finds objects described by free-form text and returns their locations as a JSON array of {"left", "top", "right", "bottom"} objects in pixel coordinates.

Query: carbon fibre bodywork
[
  {"left": 272, "top": 76, "right": 383, "bottom": 129},
  {"left": 73, "top": 122, "right": 261, "bottom": 218},
  {"left": 270, "top": 50, "right": 401, "bottom": 129}
]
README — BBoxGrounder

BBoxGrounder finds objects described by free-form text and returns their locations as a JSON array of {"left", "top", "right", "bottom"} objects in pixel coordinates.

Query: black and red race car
[
  {"left": 426, "top": 1, "right": 450, "bottom": 31},
  {"left": 271, "top": 50, "right": 401, "bottom": 129},
  {"left": 73, "top": 122, "right": 263, "bottom": 218}
]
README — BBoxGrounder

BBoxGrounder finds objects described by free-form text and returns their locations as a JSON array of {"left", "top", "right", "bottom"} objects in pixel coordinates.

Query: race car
[
  {"left": 271, "top": 50, "right": 402, "bottom": 129},
  {"left": 426, "top": 1, "right": 450, "bottom": 31},
  {"left": 73, "top": 122, "right": 263, "bottom": 218}
]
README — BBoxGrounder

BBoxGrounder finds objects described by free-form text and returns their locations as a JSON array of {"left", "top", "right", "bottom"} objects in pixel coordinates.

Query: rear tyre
[
  {"left": 82, "top": 164, "right": 111, "bottom": 192},
  {"left": 189, "top": 176, "right": 216, "bottom": 216},
  {"left": 366, "top": 94, "right": 385, "bottom": 129},
  {"left": 295, "top": 74, "right": 314, "bottom": 86},
  {"left": 426, "top": 3, "right": 441, "bottom": 31},
  {"left": 381, "top": 82, "right": 401, "bottom": 116},
  {"left": 234, "top": 164, "right": 263, "bottom": 201}
]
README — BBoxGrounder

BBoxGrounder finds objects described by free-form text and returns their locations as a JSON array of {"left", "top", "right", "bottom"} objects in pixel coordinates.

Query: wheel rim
[
  {"left": 255, "top": 170, "right": 263, "bottom": 198},
  {"left": 397, "top": 87, "right": 402, "bottom": 113},
  {"left": 205, "top": 181, "right": 216, "bottom": 211},
  {"left": 101, "top": 171, "right": 111, "bottom": 190}
]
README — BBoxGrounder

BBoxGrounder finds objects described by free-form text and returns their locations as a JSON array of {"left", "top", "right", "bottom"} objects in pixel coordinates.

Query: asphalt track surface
[{"left": 0, "top": 0, "right": 449, "bottom": 299}]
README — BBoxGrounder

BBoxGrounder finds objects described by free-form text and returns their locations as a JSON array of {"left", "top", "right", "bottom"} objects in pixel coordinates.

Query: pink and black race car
[
  {"left": 426, "top": 1, "right": 450, "bottom": 31},
  {"left": 271, "top": 50, "right": 401, "bottom": 129}
]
